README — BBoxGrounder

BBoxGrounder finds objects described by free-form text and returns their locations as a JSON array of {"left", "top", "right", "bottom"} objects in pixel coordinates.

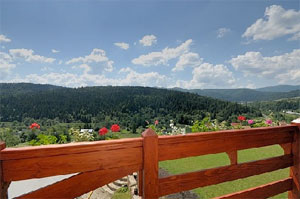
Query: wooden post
[
  {"left": 142, "top": 129, "right": 159, "bottom": 199},
  {"left": 289, "top": 120, "right": 300, "bottom": 199},
  {"left": 0, "top": 142, "right": 9, "bottom": 199}
]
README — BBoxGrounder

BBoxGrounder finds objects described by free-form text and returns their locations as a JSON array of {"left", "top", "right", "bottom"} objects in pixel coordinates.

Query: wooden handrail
[{"left": 0, "top": 125, "right": 299, "bottom": 199}]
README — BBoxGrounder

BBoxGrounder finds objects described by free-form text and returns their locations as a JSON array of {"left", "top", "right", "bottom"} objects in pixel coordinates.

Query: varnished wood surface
[
  {"left": 17, "top": 164, "right": 141, "bottom": 199},
  {"left": 158, "top": 126, "right": 295, "bottom": 161},
  {"left": 159, "top": 155, "right": 293, "bottom": 196},
  {"left": 215, "top": 178, "right": 292, "bottom": 199}
]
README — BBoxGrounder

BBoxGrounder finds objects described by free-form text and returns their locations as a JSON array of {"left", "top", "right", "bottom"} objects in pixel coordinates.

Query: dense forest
[
  {"left": 0, "top": 83, "right": 261, "bottom": 129},
  {"left": 249, "top": 98, "right": 300, "bottom": 112}
]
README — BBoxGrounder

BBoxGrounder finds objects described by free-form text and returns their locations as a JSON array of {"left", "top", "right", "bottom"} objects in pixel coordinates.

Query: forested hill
[
  {"left": 0, "top": 83, "right": 63, "bottom": 96},
  {"left": 256, "top": 85, "right": 300, "bottom": 92},
  {"left": 172, "top": 88, "right": 300, "bottom": 102},
  {"left": 0, "top": 83, "right": 261, "bottom": 126}
]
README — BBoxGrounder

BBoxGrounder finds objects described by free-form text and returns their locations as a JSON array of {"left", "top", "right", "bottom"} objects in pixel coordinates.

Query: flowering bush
[
  {"left": 99, "top": 127, "right": 108, "bottom": 136},
  {"left": 192, "top": 117, "right": 218, "bottom": 132},
  {"left": 111, "top": 124, "right": 120, "bottom": 132},
  {"left": 69, "top": 128, "right": 94, "bottom": 142},
  {"left": 238, "top": 116, "right": 246, "bottom": 121},
  {"left": 248, "top": 120, "right": 254, "bottom": 125},
  {"left": 29, "top": 123, "right": 40, "bottom": 130},
  {"left": 266, "top": 119, "right": 272, "bottom": 125}
]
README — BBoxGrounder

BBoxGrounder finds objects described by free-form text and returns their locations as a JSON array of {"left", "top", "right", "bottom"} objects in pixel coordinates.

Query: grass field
[{"left": 159, "top": 145, "right": 289, "bottom": 198}]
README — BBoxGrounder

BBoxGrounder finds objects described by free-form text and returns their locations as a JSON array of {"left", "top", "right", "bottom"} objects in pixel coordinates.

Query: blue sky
[{"left": 0, "top": 0, "right": 299, "bottom": 89}]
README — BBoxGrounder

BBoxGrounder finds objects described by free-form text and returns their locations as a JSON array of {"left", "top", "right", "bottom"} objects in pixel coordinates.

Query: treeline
[
  {"left": 173, "top": 88, "right": 300, "bottom": 102},
  {"left": 249, "top": 98, "right": 300, "bottom": 112},
  {"left": 0, "top": 84, "right": 262, "bottom": 130}
]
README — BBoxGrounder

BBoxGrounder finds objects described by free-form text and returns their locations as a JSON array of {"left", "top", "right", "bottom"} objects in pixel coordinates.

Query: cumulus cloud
[
  {"left": 176, "top": 63, "right": 235, "bottom": 89},
  {"left": 132, "top": 39, "right": 193, "bottom": 66},
  {"left": 10, "top": 67, "right": 167, "bottom": 88},
  {"left": 118, "top": 67, "right": 167, "bottom": 86},
  {"left": 172, "top": 52, "right": 203, "bottom": 71},
  {"left": 114, "top": 42, "right": 129, "bottom": 50},
  {"left": 243, "top": 5, "right": 300, "bottom": 41},
  {"left": 9, "top": 48, "right": 55, "bottom": 63},
  {"left": 229, "top": 49, "right": 300, "bottom": 84},
  {"left": 0, "top": 52, "right": 16, "bottom": 77},
  {"left": 66, "top": 48, "right": 113, "bottom": 72},
  {"left": 139, "top": 35, "right": 157, "bottom": 46},
  {"left": 51, "top": 49, "right": 60, "bottom": 53},
  {"left": 72, "top": 64, "right": 92, "bottom": 74},
  {"left": 217, "top": 28, "right": 231, "bottom": 38},
  {"left": 0, "top": 35, "right": 11, "bottom": 43}
]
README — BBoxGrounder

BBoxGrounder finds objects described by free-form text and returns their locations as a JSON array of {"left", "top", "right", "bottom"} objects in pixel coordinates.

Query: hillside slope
[
  {"left": 172, "top": 88, "right": 300, "bottom": 102},
  {"left": 0, "top": 84, "right": 261, "bottom": 126}
]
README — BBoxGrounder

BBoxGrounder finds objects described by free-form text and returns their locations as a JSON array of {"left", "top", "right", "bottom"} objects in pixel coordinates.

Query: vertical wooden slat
[
  {"left": 289, "top": 122, "right": 300, "bottom": 199},
  {"left": 142, "top": 129, "right": 159, "bottom": 199},
  {"left": 0, "top": 142, "right": 8, "bottom": 199},
  {"left": 226, "top": 151, "right": 238, "bottom": 165},
  {"left": 138, "top": 170, "right": 143, "bottom": 196}
]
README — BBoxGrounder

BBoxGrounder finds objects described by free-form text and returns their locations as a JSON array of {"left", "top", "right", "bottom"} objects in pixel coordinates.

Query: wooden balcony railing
[{"left": 0, "top": 123, "right": 299, "bottom": 199}]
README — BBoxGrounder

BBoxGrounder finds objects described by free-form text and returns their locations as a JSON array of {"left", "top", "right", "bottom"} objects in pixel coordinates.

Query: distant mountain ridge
[
  {"left": 171, "top": 85, "right": 300, "bottom": 102},
  {"left": 1, "top": 83, "right": 299, "bottom": 103},
  {"left": 256, "top": 85, "right": 300, "bottom": 92}
]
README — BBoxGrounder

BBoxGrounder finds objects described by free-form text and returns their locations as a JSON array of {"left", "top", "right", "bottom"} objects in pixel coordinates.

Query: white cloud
[
  {"left": 217, "top": 28, "right": 231, "bottom": 38},
  {"left": 51, "top": 49, "right": 60, "bottom": 53},
  {"left": 72, "top": 64, "right": 91, "bottom": 74},
  {"left": 66, "top": 48, "right": 113, "bottom": 72},
  {"left": 114, "top": 42, "right": 129, "bottom": 50},
  {"left": 243, "top": 5, "right": 300, "bottom": 41},
  {"left": 139, "top": 35, "right": 157, "bottom": 46},
  {"left": 176, "top": 63, "right": 235, "bottom": 89},
  {"left": 0, "top": 52, "right": 16, "bottom": 77},
  {"left": 132, "top": 39, "right": 193, "bottom": 66},
  {"left": 9, "top": 48, "right": 55, "bottom": 63},
  {"left": 25, "top": 72, "right": 86, "bottom": 87},
  {"left": 58, "top": 60, "right": 63, "bottom": 65},
  {"left": 0, "top": 35, "right": 11, "bottom": 43},
  {"left": 10, "top": 67, "right": 167, "bottom": 88},
  {"left": 229, "top": 49, "right": 300, "bottom": 84},
  {"left": 118, "top": 67, "right": 167, "bottom": 86},
  {"left": 172, "top": 52, "right": 203, "bottom": 71}
]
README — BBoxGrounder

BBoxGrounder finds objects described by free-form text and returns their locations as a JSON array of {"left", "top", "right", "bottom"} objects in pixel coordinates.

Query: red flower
[
  {"left": 29, "top": 123, "right": 40, "bottom": 129},
  {"left": 238, "top": 116, "right": 246, "bottom": 121},
  {"left": 111, "top": 124, "right": 120, "bottom": 132},
  {"left": 154, "top": 120, "right": 159, "bottom": 125},
  {"left": 98, "top": 127, "right": 108, "bottom": 136}
]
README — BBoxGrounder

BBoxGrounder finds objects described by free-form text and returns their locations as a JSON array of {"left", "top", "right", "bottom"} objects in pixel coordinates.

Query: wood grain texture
[
  {"left": 214, "top": 178, "right": 293, "bottom": 199},
  {"left": 0, "top": 138, "right": 142, "bottom": 160},
  {"left": 3, "top": 145, "right": 142, "bottom": 181},
  {"left": 226, "top": 151, "right": 238, "bottom": 165},
  {"left": 138, "top": 170, "right": 143, "bottom": 196},
  {"left": 142, "top": 129, "right": 159, "bottom": 199},
  {"left": 0, "top": 142, "right": 8, "bottom": 199},
  {"left": 159, "top": 126, "right": 295, "bottom": 161},
  {"left": 159, "top": 155, "right": 293, "bottom": 197},
  {"left": 17, "top": 164, "right": 141, "bottom": 199},
  {"left": 280, "top": 143, "right": 292, "bottom": 155},
  {"left": 289, "top": 124, "right": 300, "bottom": 199}
]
